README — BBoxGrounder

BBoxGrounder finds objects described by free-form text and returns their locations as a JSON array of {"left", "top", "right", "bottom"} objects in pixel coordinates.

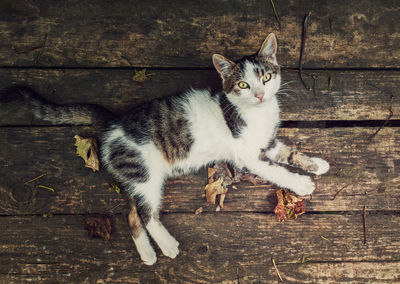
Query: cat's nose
[{"left": 255, "top": 93, "right": 264, "bottom": 102}]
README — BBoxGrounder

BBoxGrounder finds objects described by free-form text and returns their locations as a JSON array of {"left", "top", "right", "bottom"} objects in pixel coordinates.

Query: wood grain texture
[
  {"left": 0, "top": 69, "right": 399, "bottom": 126},
  {"left": 0, "top": 213, "right": 399, "bottom": 283},
  {"left": 0, "top": 0, "right": 399, "bottom": 68},
  {"left": 0, "top": 126, "right": 399, "bottom": 215}
]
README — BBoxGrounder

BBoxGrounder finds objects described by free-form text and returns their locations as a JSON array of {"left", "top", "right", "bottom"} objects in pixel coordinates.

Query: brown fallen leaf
[
  {"left": 205, "top": 162, "right": 268, "bottom": 209},
  {"left": 108, "top": 183, "right": 121, "bottom": 194},
  {"left": 84, "top": 215, "right": 112, "bottom": 241},
  {"left": 274, "top": 189, "right": 306, "bottom": 222},
  {"left": 74, "top": 135, "right": 99, "bottom": 172},
  {"left": 204, "top": 177, "right": 228, "bottom": 207},
  {"left": 195, "top": 207, "right": 204, "bottom": 215},
  {"left": 132, "top": 69, "right": 153, "bottom": 87}
]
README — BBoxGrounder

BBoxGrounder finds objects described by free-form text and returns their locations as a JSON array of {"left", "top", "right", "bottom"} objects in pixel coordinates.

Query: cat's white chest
[{"left": 239, "top": 100, "right": 280, "bottom": 156}]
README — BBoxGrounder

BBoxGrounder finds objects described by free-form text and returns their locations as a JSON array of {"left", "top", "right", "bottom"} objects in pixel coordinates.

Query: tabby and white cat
[{"left": 0, "top": 33, "right": 329, "bottom": 265}]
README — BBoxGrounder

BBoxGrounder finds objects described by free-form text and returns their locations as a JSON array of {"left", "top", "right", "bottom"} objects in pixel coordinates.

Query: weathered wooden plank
[
  {"left": 0, "top": 0, "right": 399, "bottom": 68},
  {"left": 0, "top": 126, "right": 399, "bottom": 215},
  {"left": 0, "top": 214, "right": 399, "bottom": 283},
  {"left": 0, "top": 69, "right": 398, "bottom": 126}
]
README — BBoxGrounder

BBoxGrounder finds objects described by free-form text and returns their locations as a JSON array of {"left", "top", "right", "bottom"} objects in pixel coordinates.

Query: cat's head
[{"left": 212, "top": 33, "right": 281, "bottom": 106}]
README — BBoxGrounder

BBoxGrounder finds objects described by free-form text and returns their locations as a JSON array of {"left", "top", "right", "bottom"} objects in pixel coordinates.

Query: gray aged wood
[
  {"left": 0, "top": 126, "right": 398, "bottom": 215},
  {"left": 0, "top": 214, "right": 399, "bottom": 283},
  {"left": 0, "top": 0, "right": 399, "bottom": 282},
  {"left": 0, "top": 69, "right": 398, "bottom": 126},
  {"left": 0, "top": 0, "right": 399, "bottom": 68}
]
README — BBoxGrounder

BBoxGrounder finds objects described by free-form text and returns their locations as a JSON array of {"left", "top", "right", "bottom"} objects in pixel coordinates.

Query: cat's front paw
[
  {"left": 310, "top": 157, "right": 330, "bottom": 175},
  {"left": 291, "top": 175, "right": 315, "bottom": 196}
]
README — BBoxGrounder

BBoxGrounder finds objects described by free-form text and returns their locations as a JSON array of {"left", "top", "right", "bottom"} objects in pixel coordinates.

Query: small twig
[
  {"left": 269, "top": 0, "right": 281, "bottom": 28},
  {"left": 363, "top": 206, "right": 367, "bottom": 245},
  {"left": 331, "top": 185, "right": 348, "bottom": 200},
  {"left": 368, "top": 106, "right": 393, "bottom": 140},
  {"left": 324, "top": 157, "right": 343, "bottom": 172},
  {"left": 320, "top": 235, "right": 330, "bottom": 242},
  {"left": 108, "top": 201, "right": 123, "bottom": 213},
  {"left": 236, "top": 267, "right": 240, "bottom": 284},
  {"left": 272, "top": 258, "right": 284, "bottom": 282},
  {"left": 15, "top": 45, "right": 45, "bottom": 54},
  {"left": 35, "top": 33, "right": 48, "bottom": 64},
  {"left": 299, "top": 12, "right": 312, "bottom": 90},
  {"left": 38, "top": 185, "right": 55, "bottom": 192},
  {"left": 24, "top": 173, "right": 46, "bottom": 184},
  {"left": 311, "top": 75, "right": 317, "bottom": 96}
]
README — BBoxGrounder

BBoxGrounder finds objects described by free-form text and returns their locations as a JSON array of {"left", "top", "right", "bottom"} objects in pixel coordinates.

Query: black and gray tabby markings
[
  {"left": 117, "top": 93, "right": 194, "bottom": 164},
  {"left": 218, "top": 93, "right": 246, "bottom": 138}
]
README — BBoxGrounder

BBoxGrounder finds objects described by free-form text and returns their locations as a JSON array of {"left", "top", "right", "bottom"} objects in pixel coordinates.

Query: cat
[{"left": 0, "top": 33, "right": 329, "bottom": 265}]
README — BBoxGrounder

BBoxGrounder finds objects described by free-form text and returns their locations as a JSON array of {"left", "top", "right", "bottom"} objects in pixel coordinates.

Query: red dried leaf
[
  {"left": 84, "top": 215, "right": 112, "bottom": 241},
  {"left": 274, "top": 189, "right": 306, "bottom": 222}
]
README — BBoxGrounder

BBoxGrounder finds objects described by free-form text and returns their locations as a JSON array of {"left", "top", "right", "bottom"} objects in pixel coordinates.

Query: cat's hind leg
[
  {"left": 127, "top": 198, "right": 157, "bottom": 265},
  {"left": 134, "top": 179, "right": 180, "bottom": 260},
  {"left": 131, "top": 144, "right": 180, "bottom": 261}
]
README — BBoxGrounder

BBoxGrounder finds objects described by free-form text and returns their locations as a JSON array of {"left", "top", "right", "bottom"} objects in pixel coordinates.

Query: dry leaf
[
  {"left": 132, "top": 69, "right": 153, "bottom": 87},
  {"left": 274, "top": 189, "right": 306, "bottom": 222},
  {"left": 195, "top": 207, "right": 204, "bottom": 215},
  {"left": 84, "top": 215, "right": 112, "bottom": 241},
  {"left": 204, "top": 162, "right": 268, "bottom": 209},
  {"left": 204, "top": 177, "right": 227, "bottom": 206},
  {"left": 108, "top": 183, "right": 121, "bottom": 194},
  {"left": 74, "top": 135, "right": 99, "bottom": 172}
]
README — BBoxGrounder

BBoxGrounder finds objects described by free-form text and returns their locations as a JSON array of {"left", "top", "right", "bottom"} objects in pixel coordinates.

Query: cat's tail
[{"left": 0, "top": 84, "right": 114, "bottom": 127}]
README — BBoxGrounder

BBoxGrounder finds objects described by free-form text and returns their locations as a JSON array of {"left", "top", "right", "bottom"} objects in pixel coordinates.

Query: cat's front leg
[
  {"left": 262, "top": 139, "right": 329, "bottom": 175},
  {"left": 242, "top": 157, "right": 315, "bottom": 195}
]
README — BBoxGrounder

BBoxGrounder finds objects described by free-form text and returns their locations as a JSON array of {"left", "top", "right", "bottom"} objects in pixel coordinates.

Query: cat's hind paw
[
  {"left": 138, "top": 243, "right": 157, "bottom": 266},
  {"left": 159, "top": 235, "right": 180, "bottom": 259},
  {"left": 310, "top": 157, "right": 330, "bottom": 175}
]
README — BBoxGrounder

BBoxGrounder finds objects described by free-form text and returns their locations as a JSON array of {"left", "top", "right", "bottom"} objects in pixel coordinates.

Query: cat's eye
[
  {"left": 263, "top": 73, "right": 272, "bottom": 83},
  {"left": 238, "top": 81, "right": 249, "bottom": 89}
]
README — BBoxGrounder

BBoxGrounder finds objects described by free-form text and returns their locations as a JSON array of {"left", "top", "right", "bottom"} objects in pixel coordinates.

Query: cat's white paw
[
  {"left": 132, "top": 232, "right": 157, "bottom": 265},
  {"left": 159, "top": 235, "right": 180, "bottom": 259},
  {"left": 291, "top": 175, "right": 315, "bottom": 196},
  {"left": 137, "top": 242, "right": 157, "bottom": 266},
  {"left": 310, "top": 157, "right": 330, "bottom": 175}
]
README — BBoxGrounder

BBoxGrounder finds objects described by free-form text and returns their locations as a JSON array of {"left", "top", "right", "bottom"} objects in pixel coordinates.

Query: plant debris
[
  {"left": 204, "top": 177, "right": 227, "bottom": 207},
  {"left": 299, "top": 12, "right": 312, "bottom": 90},
  {"left": 108, "top": 183, "right": 121, "bottom": 194},
  {"left": 195, "top": 207, "right": 204, "bottom": 215},
  {"left": 132, "top": 69, "right": 154, "bottom": 87},
  {"left": 320, "top": 235, "right": 330, "bottom": 242},
  {"left": 269, "top": 0, "right": 281, "bottom": 28},
  {"left": 274, "top": 189, "right": 306, "bottom": 222},
  {"left": 272, "top": 258, "right": 284, "bottom": 282},
  {"left": 25, "top": 173, "right": 46, "bottom": 184},
  {"left": 74, "top": 135, "right": 100, "bottom": 172},
  {"left": 84, "top": 215, "right": 112, "bottom": 241},
  {"left": 38, "top": 185, "right": 55, "bottom": 192},
  {"left": 205, "top": 163, "right": 267, "bottom": 209},
  {"left": 363, "top": 206, "right": 367, "bottom": 244}
]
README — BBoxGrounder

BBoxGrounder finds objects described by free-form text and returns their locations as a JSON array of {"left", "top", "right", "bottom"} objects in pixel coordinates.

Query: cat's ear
[
  {"left": 258, "top": 33, "right": 277, "bottom": 62},
  {"left": 212, "top": 54, "right": 235, "bottom": 80}
]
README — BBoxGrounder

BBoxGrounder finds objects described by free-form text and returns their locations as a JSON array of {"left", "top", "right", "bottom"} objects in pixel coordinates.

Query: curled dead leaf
[
  {"left": 74, "top": 135, "right": 99, "bottom": 172},
  {"left": 274, "top": 189, "right": 306, "bottom": 222},
  {"left": 195, "top": 207, "right": 204, "bottom": 215},
  {"left": 84, "top": 215, "right": 112, "bottom": 241},
  {"left": 132, "top": 69, "right": 153, "bottom": 87},
  {"left": 204, "top": 177, "right": 227, "bottom": 206}
]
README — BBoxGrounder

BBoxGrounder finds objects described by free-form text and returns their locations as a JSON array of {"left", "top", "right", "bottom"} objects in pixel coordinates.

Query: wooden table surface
[{"left": 0, "top": 1, "right": 399, "bottom": 283}]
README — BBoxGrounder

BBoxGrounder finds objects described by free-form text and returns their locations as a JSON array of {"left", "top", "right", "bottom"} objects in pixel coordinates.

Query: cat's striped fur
[{"left": 0, "top": 33, "right": 329, "bottom": 265}]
